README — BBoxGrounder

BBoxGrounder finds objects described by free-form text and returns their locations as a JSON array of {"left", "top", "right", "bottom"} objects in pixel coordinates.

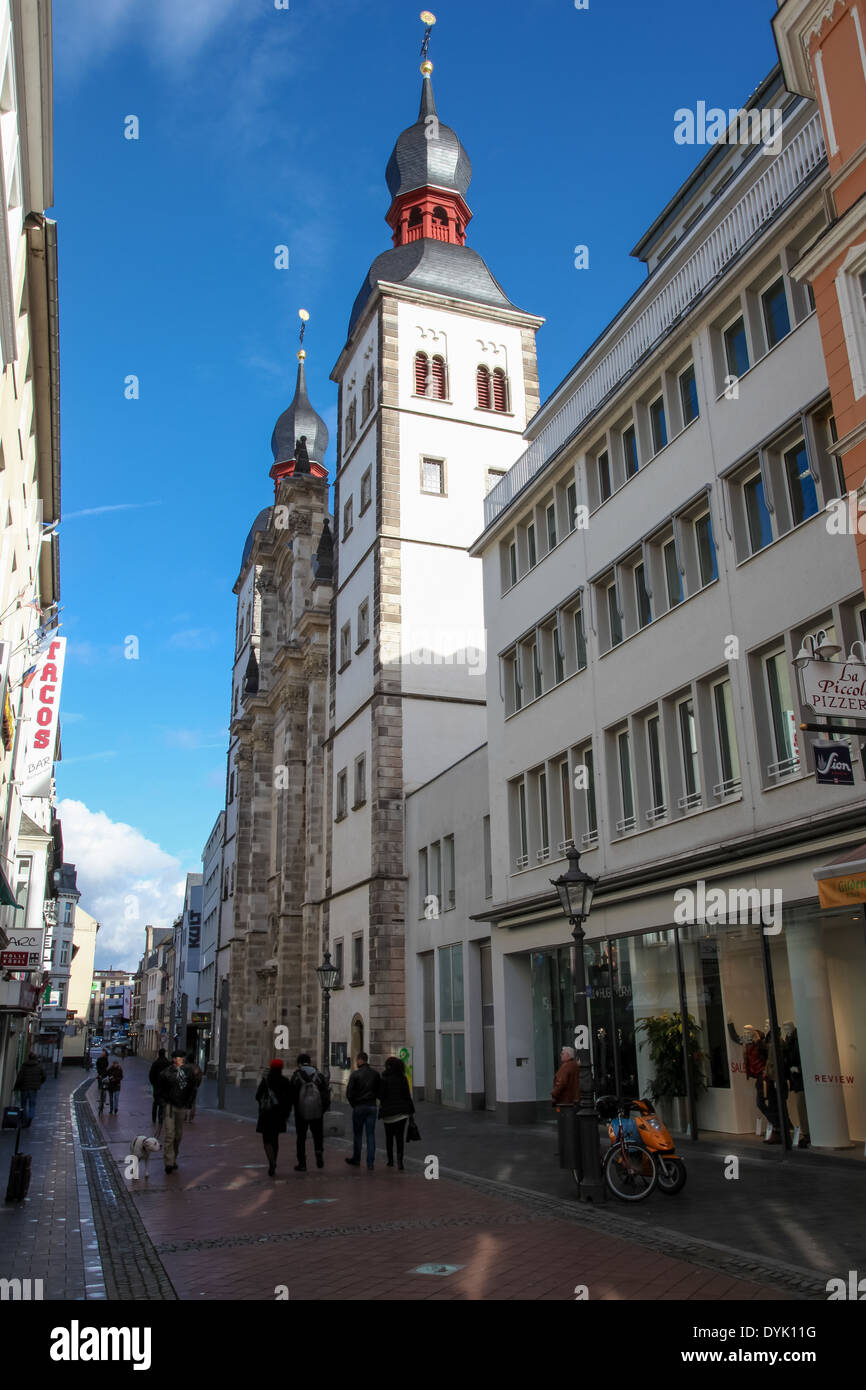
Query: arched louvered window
[
  {"left": 431, "top": 355, "right": 447, "bottom": 400},
  {"left": 408, "top": 206, "right": 423, "bottom": 228},
  {"left": 476, "top": 364, "right": 491, "bottom": 410},
  {"left": 492, "top": 368, "right": 508, "bottom": 412},
  {"left": 362, "top": 369, "right": 374, "bottom": 417},
  {"left": 414, "top": 351, "right": 430, "bottom": 396}
]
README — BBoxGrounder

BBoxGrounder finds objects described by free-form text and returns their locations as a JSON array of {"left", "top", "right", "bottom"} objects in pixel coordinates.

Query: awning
[
  {"left": 0, "top": 863, "right": 21, "bottom": 908},
  {"left": 812, "top": 843, "right": 866, "bottom": 907}
]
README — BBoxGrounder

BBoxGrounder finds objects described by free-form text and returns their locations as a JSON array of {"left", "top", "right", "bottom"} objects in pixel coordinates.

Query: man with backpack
[
  {"left": 157, "top": 1049, "right": 196, "bottom": 1174},
  {"left": 288, "top": 1053, "right": 330, "bottom": 1171},
  {"left": 345, "top": 1052, "right": 381, "bottom": 1171}
]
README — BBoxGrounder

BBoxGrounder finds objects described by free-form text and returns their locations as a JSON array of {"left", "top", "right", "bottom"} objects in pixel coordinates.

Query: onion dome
[
  {"left": 385, "top": 74, "right": 472, "bottom": 201},
  {"left": 271, "top": 356, "right": 329, "bottom": 467}
]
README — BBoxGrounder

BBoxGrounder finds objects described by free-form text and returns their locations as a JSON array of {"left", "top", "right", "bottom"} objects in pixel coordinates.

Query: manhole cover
[{"left": 410, "top": 1263, "right": 463, "bottom": 1276}]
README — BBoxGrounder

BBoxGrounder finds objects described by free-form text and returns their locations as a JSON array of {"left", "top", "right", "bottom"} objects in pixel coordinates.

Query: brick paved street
[
  {"left": 82, "top": 1059, "right": 805, "bottom": 1302},
  {"left": 2, "top": 1057, "right": 850, "bottom": 1301}
]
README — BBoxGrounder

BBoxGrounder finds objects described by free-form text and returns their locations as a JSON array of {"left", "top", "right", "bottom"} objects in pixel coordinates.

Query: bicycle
[
  {"left": 597, "top": 1095, "right": 658, "bottom": 1201},
  {"left": 97, "top": 1077, "right": 109, "bottom": 1116}
]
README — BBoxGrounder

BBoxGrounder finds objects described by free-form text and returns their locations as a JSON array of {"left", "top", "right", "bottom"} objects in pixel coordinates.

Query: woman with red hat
[{"left": 255, "top": 1058, "right": 293, "bottom": 1176}]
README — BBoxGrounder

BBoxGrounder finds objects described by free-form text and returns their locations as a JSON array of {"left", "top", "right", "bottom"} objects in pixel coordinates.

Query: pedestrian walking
[
  {"left": 255, "top": 1059, "right": 293, "bottom": 1176},
  {"left": 157, "top": 1049, "right": 196, "bottom": 1174},
  {"left": 378, "top": 1055, "right": 414, "bottom": 1171},
  {"left": 105, "top": 1060, "right": 123, "bottom": 1115},
  {"left": 13, "top": 1052, "right": 46, "bottom": 1124},
  {"left": 288, "top": 1053, "right": 329, "bottom": 1171},
  {"left": 551, "top": 1046, "right": 581, "bottom": 1106},
  {"left": 185, "top": 1052, "right": 203, "bottom": 1122},
  {"left": 148, "top": 1048, "right": 170, "bottom": 1126},
  {"left": 95, "top": 1049, "right": 109, "bottom": 1081},
  {"left": 345, "top": 1052, "right": 381, "bottom": 1171}
]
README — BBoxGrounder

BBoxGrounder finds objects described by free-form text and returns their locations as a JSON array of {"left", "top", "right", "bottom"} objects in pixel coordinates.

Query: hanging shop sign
[
  {"left": 799, "top": 659, "right": 866, "bottom": 714},
  {"left": 0, "top": 926, "right": 44, "bottom": 970},
  {"left": 814, "top": 740, "right": 855, "bottom": 786},
  {"left": 19, "top": 638, "right": 66, "bottom": 798}
]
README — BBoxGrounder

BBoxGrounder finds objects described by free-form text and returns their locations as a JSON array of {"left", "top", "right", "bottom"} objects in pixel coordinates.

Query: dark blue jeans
[
  {"left": 20, "top": 1090, "right": 38, "bottom": 1122},
  {"left": 352, "top": 1105, "right": 377, "bottom": 1166}
]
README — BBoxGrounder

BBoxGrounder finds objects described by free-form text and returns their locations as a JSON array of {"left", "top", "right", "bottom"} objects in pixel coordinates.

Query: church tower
[
  {"left": 325, "top": 25, "right": 544, "bottom": 1076},
  {"left": 217, "top": 322, "right": 334, "bottom": 1079}
]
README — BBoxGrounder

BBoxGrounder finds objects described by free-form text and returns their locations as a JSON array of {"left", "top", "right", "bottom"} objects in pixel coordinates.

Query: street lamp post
[
  {"left": 315, "top": 950, "right": 339, "bottom": 1085},
  {"left": 551, "top": 846, "right": 605, "bottom": 1203}
]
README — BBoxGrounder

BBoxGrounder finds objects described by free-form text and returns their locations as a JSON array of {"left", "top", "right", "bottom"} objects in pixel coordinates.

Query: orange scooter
[
  {"left": 627, "top": 1098, "right": 688, "bottom": 1195},
  {"left": 598, "top": 1094, "right": 688, "bottom": 1196}
]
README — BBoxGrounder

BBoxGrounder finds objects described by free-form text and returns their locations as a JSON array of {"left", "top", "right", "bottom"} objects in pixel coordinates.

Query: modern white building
[
  {"left": 428, "top": 69, "right": 866, "bottom": 1152},
  {"left": 323, "top": 63, "right": 542, "bottom": 1082},
  {"left": 197, "top": 809, "right": 223, "bottom": 1070},
  {"left": 65, "top": 901, "right": 98, "bottom": 1063}
]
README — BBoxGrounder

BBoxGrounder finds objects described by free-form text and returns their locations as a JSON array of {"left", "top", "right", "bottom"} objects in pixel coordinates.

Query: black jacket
[
  {"left": 148, "top": 1056, "right": 170, "bottom": 1088},
  {"left": 157, "top": 1063, "right": 196, "bottom": 1110},
  {"left": 379, "top": 1071, "right": 414, "bottom": 1119},
  {"left": 346, "top": 1063, "right": 381, "bottom": 1108},
  {"left": 95, "top": 1055, "right": 109, "bottom": 1078},
  {"left": 255, "top": 1073, "right": 293, "bottom": 1132},
  {"left": 14, "top": 1059, "right": 46, "bottom": 1092}
]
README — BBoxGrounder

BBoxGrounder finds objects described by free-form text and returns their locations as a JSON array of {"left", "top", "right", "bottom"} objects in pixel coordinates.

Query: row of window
[
  {"left": 341, "top": 467, "right": 373, "bottom": 539},
  {"left": 335, "top": 753, "right": 366, "bottom": 819},
  {"left": 417, "top": 835, "right": 456, "bottom": 917},
  {"left": 506, "top": 611, "right": 865, "bottom": 870},
  {"left": 328, "top": 934, "right": 364, "bottom": 988},
  {"left": 411, "top": 352, "right": 511, "bottom": 413},
  {"left": 344, "top": 369, "right": 376, "bottom": 449},
  {"left": 499, "top": 258, "right": 817, "bottom": 593},
  {"left": 341, "top": 458, "right": 507, "bottom": 538},
  {"left": 339, "top": 599, "right": 370, "bottom": 670}
]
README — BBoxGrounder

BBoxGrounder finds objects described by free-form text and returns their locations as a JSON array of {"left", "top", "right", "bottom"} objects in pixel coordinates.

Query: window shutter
[
  {"left": 492, "top": 369, "right": 508, "bottom": 412},
  {"left": 415, "top": 352, "right": 429, "bottom": 395},
  {"left": 431, "top": 356, "right": 446, "bottom": 399},
  {"left": 477, "top": 365, "right": 491, "bottom": 409}
]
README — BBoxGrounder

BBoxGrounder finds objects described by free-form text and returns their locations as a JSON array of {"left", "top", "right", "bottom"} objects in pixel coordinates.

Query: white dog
[{"left": 129, "top": 1134, "right": 161, "bottom": 1179}]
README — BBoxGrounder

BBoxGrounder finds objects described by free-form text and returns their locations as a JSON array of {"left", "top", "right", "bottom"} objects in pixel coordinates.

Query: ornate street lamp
[
  {"left": 315, "top": 950, "right": 339, "bottom": 1083},
  {"left": 551, "top": 846, "right": 605, "bottom": 1202}
]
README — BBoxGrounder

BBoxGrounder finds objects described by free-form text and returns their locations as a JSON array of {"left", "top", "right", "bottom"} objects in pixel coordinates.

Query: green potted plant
[{"left": 635, "top": 1011, "right": 708, "bottom": 1132}]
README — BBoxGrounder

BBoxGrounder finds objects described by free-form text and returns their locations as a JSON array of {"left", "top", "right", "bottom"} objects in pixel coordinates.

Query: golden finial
[
  {"left": 298, "top": 307, "right": 309, "bottom": 357},
  {"left": 420, "top": 12, "right": 435, "bottom": 75}
]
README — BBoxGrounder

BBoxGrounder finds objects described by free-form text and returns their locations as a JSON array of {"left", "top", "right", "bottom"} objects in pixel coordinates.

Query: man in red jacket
[{"left": 552, "top": 1046, "right": 581, "bottom": 1106}]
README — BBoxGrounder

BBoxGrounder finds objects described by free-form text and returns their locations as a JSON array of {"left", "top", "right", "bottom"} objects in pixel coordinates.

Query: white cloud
[
  {"left": 57, "top": 799, "right": 190, "bottom": 971},
  {"left": 54, "top": 0, "right": 252, "bottom": 80}
]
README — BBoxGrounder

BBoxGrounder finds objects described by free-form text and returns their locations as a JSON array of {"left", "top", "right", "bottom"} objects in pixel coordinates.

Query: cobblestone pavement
[
  {"left": 0, "top": 1065, "right": 103, "bottom": 1300},
  {"left": 197, "top": 1070, "right": 861, "bottom": 1285},
  {"left": 108, "top": 1059, "right": 807, "bottom": 1302}
]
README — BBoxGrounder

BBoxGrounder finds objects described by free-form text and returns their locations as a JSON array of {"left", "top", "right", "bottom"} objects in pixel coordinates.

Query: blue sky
[{"left": 51, "top": 0, "right": 781, "bottom": 966}]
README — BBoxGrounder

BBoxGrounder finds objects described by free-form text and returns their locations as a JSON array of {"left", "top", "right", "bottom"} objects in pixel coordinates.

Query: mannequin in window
[
  {"left": 759, "top": 1020, "right": 792, "bottom": 1144},
  {"left": 781, "top": 1020, "right": 809, "bottom": 1148},
  {"left": 728, "top": 1019, "right": 767, "bottom": 1128}
]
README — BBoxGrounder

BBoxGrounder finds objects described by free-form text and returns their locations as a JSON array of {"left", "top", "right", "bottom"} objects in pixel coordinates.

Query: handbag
[{"left": 406, "top": 1116, "right": 421, "bottom": 1143}]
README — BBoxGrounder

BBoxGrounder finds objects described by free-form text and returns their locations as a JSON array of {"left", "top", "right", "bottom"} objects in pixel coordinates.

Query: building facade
[
  {"left": 213, "top": 359, "right": 333, "bottom": 1081},
  {"left": 323, "top": 63, "right": 542, "bottom": 1085},
  {"left": 445, "top": 69, "right": 866, "bottom": 1154},
  {"left": 197, "top": 810, "right": 223, "bottom": 1071},
  {"left": 0, "top": 0, "right": 62, "bottom": 1109}
]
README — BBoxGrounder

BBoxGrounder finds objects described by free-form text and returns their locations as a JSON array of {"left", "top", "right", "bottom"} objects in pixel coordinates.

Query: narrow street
[{"left": 1, "top": 1057, "right": 848, "bottom": 1301}]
